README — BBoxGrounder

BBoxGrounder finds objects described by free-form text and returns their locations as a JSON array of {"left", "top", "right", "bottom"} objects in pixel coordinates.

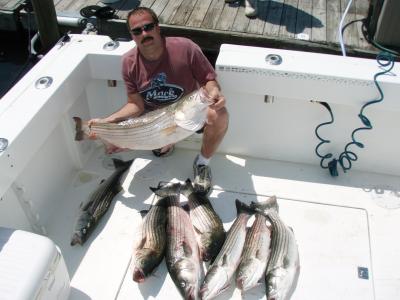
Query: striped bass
[
  {"left": 181, "top": 178, "right": 225, "bottom": 262},
  {"left": 70, "top": 158, "right": 133, "bottom": 246},
  {"left": 200, "top": 199, "right": 254, "bottom": 300},
  {"left": 156, "top": 182, "right": 202, "bottom": 300},
  {"left": 236, "top": 211, "right": 271, "bottom": 292},
  {"left": 251, "top": 197, "right": 300, "bottom": 300},
  {"left": 73, "top": 89, "right": 210, "bottom": 150},
  {"left": 130, "top": 191, "right": 168, "bottom": 283}
]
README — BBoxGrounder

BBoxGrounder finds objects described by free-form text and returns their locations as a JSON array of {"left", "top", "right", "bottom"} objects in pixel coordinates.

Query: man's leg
[{"left": 193, "top": 107, "right": 229, "bottom": 194}]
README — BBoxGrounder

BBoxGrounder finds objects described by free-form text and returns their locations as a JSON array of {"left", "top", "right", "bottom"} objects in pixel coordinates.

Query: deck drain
[
  {"left": 35, "top": 76, "right": 53, "bottom": 89},
  {"left": 103, "top": 40, "right": 119, "bottom": 51},
  {"left": 265, "top": 54, "right": 282, "bottom": 65},
  {"left": 0, "top": 138, "right": 8, "bottom": 152}
]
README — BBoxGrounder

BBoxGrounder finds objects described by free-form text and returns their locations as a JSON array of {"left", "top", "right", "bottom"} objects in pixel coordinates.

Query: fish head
[
  {"left": 236, "top": 258, "right": 260, "bottom": 291},
  {"left": 132, "top": 249, "right": 160, "bottom": 282},
  {"left": 172, "top": 258, "right": 200, "bottom": 300},
  {"left": 266, "top": 267, "right": 298, "bottom": 300},
  {"left": 200, "top": 265, "right": 229, "bottom": 300},
  {"left": 70, "top": 212, "right": 94, "bottom": 246},
  {"left": 175, "top": 90, "right": 209, "bottom": 132}
]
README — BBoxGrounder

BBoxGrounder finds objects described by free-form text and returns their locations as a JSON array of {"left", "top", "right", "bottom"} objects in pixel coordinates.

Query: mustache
[{"left": 141, "top": 36, "right": 154, "bottom": 44}]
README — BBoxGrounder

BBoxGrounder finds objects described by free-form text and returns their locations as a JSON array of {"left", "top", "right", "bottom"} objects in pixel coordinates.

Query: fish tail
[
  {"left": 251, "top": 196, "right": 279, "bottom": 214},
  {"left": 73, "top": 117, "right": 85, "bottom": 141},
  {"left": 112, "top": 158, "right": 134, "bottom": 171},
  {"left": 235, "top": 199, "right": 254, "bottom": 215},
  {"left": 180, "top": 178, "right": 195, "bottom": 196},
  {"left": 149, "top": 182, "right": 181, "bottom": 198}
]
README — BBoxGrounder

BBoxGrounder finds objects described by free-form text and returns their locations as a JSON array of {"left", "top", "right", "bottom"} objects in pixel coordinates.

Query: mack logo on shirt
[{"left": 140, "top": 72, "right": 184, "bottom": 105}]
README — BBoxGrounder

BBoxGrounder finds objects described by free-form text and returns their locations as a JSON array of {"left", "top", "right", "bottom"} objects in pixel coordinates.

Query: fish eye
[
  {"left": 180, "top": 281, "right": 186, "bottom": 288},
  {"left": 82, "top": 228, "right": 87, "bottom": 234}
]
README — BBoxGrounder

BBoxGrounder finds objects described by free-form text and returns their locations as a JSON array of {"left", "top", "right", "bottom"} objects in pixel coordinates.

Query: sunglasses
[{"left": 130, "top": 22, "right": 157, "bottom": 36}]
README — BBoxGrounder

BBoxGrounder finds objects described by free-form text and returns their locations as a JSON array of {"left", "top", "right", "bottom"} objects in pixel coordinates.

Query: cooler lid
[{"left": 0, "top": 227, "right": 58, "bottom": 300}]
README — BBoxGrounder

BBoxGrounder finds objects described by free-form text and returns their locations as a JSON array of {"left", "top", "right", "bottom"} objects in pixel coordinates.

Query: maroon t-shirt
[{"left": 122, "top": 37, "right": 216, "bottom": 110}]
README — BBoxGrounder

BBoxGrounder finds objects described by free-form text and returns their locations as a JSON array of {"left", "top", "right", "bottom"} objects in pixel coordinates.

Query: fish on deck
[{"left": 70, "top": 158, "right": 133, "bottom": 246}]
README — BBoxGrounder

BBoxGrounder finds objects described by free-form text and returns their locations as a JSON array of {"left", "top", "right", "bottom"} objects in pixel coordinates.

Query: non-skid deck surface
[{"left": 42, "top": 146, "right": 400, "bottom": 299}]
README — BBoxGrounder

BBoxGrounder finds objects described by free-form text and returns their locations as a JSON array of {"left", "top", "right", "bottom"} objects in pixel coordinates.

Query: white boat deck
[
  {"left": 1, "top": 34, "right": 400, "bottom": 300},
  {"left": 43, "top": 145, "right": 400, "bottom": 299}
]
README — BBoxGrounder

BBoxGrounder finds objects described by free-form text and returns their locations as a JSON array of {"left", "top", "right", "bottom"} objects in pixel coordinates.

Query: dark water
[{"left": 0, "top": 31, "right": 37, "bottom": 98}]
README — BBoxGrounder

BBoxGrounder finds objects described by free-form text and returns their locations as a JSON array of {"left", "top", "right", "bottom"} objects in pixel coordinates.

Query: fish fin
[
  {"left": 219, "top": 282, "right": 232, "bottom": 295},
  {"left": 251, "top": 196, "right": 279, "bottom": 214},
  {"left": 182, "top": 203, "right": 190, "bottom": 212},
  {"left": 193, "top": 225, "right": 203, "bottom": 235},
  {"left": 235, "top": 199, "right": 254, "bottom": 215},
  {"left": 161, "top": 125, "right": 177, "bottom": 136},
  {"left": 149, "top": 186, "right": 158, "bottom": 193},
  {"left": 139, "top": 209, "right": 149, "bottom": 217},
  {"left": 137, "top": 236, "right": 147, "bottom": 249},
  {"left": 255, "top": 249, "right": 263, "bottom": 260},
  {"left": 73, "top": 117, "right": 85, "bottom": 141},
  {"left": 288, "top": 226, "right": 295, "bottom": 233},
  {"left": 182, "top": 241, "right": 193, "bottom": 257},
  {"left": 221, "top": 253, "right": 230, "bottom": 267},
  {"left": 112, "top": 158, "right": 134, "bottom": 171},
  {"left": 180, "top": 178, "right": 194, "bottom": 196}
]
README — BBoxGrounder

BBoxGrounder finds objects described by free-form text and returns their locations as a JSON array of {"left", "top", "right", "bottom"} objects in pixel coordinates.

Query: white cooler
[{"left": 0, "top": 227, "right": 70, "bottom": 300}]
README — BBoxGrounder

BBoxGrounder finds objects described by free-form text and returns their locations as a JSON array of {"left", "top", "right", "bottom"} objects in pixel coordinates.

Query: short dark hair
[{"left": 126, "top": 7, "right": 159, "bottom": 30}]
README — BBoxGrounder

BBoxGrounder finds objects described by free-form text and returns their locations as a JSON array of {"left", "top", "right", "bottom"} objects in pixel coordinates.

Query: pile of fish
[
  {"left": 73, "top": 88, "right": 211, "bottom": 150},
  {"left": 131, "top": 182, "right": 300, "bottom": 300}
]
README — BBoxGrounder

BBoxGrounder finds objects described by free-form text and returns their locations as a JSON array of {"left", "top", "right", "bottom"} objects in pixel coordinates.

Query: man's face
[{"left": 128, "top": 12, "right": 161, "bottom": 49}]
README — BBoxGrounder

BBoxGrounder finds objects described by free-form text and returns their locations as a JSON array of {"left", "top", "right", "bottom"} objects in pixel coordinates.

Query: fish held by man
[
  {"left": 73, "top": 88, "right": 211, "bottom": 151},
  {"left": 155, "top": 182, "right": 202, "bottom": 300},
  {"left": 200, "top": 199, "right": 254, "bottom": 300},
  {"left": 236, "top": 208, "right": 272, "bottom": 292},
  {"left": 181, "top": 178, "right": 225, "bottom": 262},
  {"left": 130, "top": 189, "right": 168, "bottom": 283},
  {"left": 251, "top": 196, "right": 300, "bottom": 300},
  {"left": 70, "top": 158, "right": 133, "bottom": 246}
]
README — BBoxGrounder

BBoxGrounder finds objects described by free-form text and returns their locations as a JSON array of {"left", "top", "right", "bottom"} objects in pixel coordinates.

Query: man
[{"left": 91, "top": 7, "right": 228, "bottom": 195}]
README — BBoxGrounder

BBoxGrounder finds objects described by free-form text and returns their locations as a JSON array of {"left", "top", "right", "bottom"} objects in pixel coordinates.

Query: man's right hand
[{"left": 87, "top": 118, "right": 108, "bottom": 140}]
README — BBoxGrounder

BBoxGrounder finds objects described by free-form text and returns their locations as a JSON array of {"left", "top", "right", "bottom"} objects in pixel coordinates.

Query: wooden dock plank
[
  {"left": 170, "top": 0, "right": 198, "bottom": 25},
  {"left": 264, "top": 0, "right": 284, "bottom": 36},
  {"left": 311, "top": 0, "right": 326, "bottom": 42},
  {"left": 215, "top": 2, "right": 239, "bottom": 31},
  {"left": 326, "top": 0, "right": 340, "bottom": 44},
  {"left": 231, "top": 2, "right": 250, "bottom": 33},
  {"left": 341, "top": 0, "right": 359, "bottom": 49},
  {"left": 149, "top": 0, "right": 169, "bottom": 21},
  {"left": 201, "top": 0, "right": 224, "bottom": 29},
  {"left": 355, "top": 0, "right": 369, "bottom": 15},
  {"left": 159, "top": 0, "right": 184, "bottom": 24},
  {"left": 279, "top": 0, "right": 299, "bottom": 39},
  {"left": 55, "top": 0, "right": 76, "bottom": 12},
  {"left": 66, "top": 0, "right": 98, "bottom": 14},
  {"left": 1, "top": 0, "right": 23, "bottom": 10},
  {"left": 247, "top": 0, "right": 271, "bottom": 35},
  {"left": 0, "top": 0, "right": 14, "bottom": 8},
  {"left": 186, "top": 0, "right": 212, "bottom": 28},
  {"left": 139, "top": 0, "right": 156, "bottom": 9},
  {"left": 296, "top": 0, "right": 312, "bottom": 39},
  {"left": 341, "top": 0, "right": 356, "bottom": 13}
]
